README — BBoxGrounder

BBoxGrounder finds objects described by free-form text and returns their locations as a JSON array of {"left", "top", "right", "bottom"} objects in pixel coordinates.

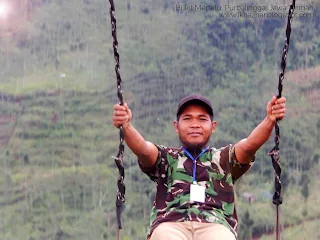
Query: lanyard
[{"left": 181, "top": 146, "right": 209, "bottom": 183}]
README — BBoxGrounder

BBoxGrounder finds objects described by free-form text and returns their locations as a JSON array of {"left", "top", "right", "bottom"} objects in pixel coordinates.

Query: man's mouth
[{"left": 188, "top": 132, "right": 202, "bottom": 136}]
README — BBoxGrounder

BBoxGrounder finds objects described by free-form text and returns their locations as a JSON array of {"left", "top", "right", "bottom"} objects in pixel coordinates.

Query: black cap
[{"left": 176, "top": 94, "right": 214, "bottom": 120}]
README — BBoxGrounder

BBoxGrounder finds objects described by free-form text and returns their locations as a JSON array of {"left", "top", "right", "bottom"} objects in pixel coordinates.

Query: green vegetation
[{"left": 0, "top": 0, "right": 319, "bottom": 239}]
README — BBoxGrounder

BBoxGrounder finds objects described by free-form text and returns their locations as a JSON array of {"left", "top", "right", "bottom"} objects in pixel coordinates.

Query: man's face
[{"left": 174, "top": 104, "right": 216, "bottom": 150}]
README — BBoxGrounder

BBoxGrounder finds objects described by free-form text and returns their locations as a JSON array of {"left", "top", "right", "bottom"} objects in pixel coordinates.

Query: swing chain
[
  {"left": 109, "top": 0, "right": 126, "bottom": 233},
  {"left": 268, "top": 0, "right": 295, "bottom": 207},
  {"left": 268, "top": 1, "right": 295, "bottom": 240}
]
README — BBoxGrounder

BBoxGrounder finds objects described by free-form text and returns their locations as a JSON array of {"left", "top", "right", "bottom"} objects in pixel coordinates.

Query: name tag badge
[{"left": 190, "top": 182, "right": 205, "bottom": 203}]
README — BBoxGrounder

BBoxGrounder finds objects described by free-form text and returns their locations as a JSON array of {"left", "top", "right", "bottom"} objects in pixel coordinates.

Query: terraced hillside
[
  {"left": 0, "top": 89, "right": 125, "bottom": 239},
  {"left": 0, "top": 0, "right": 319, "bottom": 239}
]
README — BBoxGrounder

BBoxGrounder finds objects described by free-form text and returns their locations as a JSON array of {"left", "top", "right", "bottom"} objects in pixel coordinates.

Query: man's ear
[
  {"left": 174, "top": 120, "right": 179, "bottom": 133},
  {"left": 211, "top": 121, "right": 217, "bottom": 133}
]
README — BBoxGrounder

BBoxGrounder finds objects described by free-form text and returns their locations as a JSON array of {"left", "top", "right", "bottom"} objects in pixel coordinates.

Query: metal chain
[
  {"left": 108, "top": 0, "right": 125, "bottom": 239},
  {"left": 268, "top": 1, "right": 295, "bottom": 240}
]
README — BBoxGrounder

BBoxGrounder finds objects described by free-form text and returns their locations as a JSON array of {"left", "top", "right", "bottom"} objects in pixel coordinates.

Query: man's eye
[
  {"left": 200, "top": 118, "right": 207, "bottom": 121},
  {"left": 183, "top": 117, "right": 190, "bottom": 120}
]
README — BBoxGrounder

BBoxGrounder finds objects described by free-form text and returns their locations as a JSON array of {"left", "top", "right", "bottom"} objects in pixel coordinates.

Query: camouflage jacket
[{"left": 138, "top": 144, "right": 255, "bottom": 239}]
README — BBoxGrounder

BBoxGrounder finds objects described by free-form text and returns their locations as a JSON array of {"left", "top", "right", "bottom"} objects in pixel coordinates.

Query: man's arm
[
  {"left": 235, "top": 96, "right": 286, "bottom": 164},
  {"left": 113, "top": 103, "right": 158, "bottom": 167}
]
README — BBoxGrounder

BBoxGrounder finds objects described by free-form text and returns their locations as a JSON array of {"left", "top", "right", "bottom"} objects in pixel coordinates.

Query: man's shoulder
[
  {"left": 208, "top": 144, "right": 234, "bottom": 164},
  {"left": 209, "top": 144, "right": 233, "bottom": 152},
  {"left": 154, "top": 144, "right": 182, "bottom": 158}
]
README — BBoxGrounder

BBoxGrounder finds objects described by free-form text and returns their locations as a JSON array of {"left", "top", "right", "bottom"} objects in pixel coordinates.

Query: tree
[{"left": 241, "top": 210, "right": 254, "bottom": 240}]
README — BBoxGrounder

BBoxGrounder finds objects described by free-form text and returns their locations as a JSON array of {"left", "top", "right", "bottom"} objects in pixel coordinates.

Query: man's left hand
[{"left": 267, "top": 96, "right": 286, "bottom": 122}]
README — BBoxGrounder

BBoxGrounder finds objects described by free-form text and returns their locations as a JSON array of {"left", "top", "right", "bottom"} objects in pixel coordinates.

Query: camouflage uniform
[{"left": 139, "top": 144, "right": 255, "bottom": 239}]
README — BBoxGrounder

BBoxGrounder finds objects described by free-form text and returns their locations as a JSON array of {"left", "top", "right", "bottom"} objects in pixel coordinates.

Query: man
[{"left": 112, "top": 94, "right": 286, "bottom": 240}]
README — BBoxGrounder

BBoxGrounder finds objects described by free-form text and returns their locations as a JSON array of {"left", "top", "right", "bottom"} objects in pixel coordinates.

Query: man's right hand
[
  {"left": 113, "top": 103, "right": 132, "bottom": 129},
  {"left": 112, "top": 103, "right": 158, "bottom": 167}
]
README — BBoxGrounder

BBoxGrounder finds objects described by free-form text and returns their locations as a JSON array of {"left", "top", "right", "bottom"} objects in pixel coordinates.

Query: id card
[{"left": 190, "top": 183, "right": 205, "bottom": 203}]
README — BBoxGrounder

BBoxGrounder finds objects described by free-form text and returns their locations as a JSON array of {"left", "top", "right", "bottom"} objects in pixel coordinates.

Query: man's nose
[{"left": 189, "top": 120, "right": 200, "bottom": 127}]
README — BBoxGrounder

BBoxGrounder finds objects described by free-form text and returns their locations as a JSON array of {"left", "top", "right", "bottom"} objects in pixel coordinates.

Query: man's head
[
  {"left": 174, "top": 94, "right": 216, "bottom": 150},
  {"left": 176, "top": 94, "right": 214, "bottom": 121}
]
